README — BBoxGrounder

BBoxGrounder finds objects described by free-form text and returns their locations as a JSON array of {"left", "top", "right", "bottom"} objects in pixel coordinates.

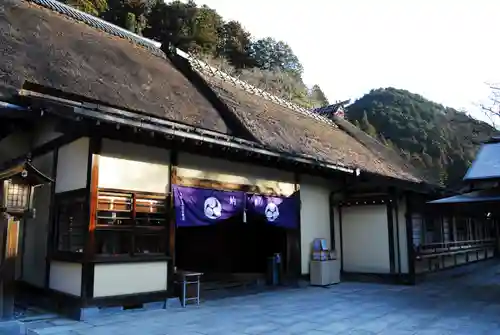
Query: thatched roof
[
  {"left": 0, "top": 0, "right": 230, "bottom": 133},
  {"left": 0, "top": 0, "right": 426, "bottom": 184},
  {"left": 194, "top": 71, "right": 423, "bottom": 183}
]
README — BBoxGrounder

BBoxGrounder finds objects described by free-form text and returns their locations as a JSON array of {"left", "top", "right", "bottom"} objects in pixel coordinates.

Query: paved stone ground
[{"left": 22, "top": 261, "right": 500, "bottom": 335}]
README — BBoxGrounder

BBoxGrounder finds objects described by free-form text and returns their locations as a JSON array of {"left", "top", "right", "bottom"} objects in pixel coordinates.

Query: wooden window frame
[
  {"left": 93, "top": 187, "right": 168, "bottom": 260},
  {"left": 52, "top": 188, "right": 88, "bottom": 261}
]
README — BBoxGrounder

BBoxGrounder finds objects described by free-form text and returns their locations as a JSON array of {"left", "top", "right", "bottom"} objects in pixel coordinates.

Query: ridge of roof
[
  {"left": 174, "top": 49, "right": 340, "bottom": 130},
  {"left": 26, "top": 0, "right": 164, "bottom": 58},
  {"left": 312, "top": 100, "right": 349, "bottom": 116}
]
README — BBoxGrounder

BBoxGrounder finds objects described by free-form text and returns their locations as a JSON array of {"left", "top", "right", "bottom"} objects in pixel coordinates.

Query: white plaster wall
[
  {"left": 32, "top": 119, "right": 64, "bottom": 148},
  {"left": 0, "top": 131, "right": 31, "bottom": 165},
  {"left": 341, "top": 205, "right": 390, "bottom": 273},
  {"left": 177, "top": 153, "right": 295, "bottom": 196},
  {"left": 0, "top": 119, "right": 63, "bottom": 167},
  {"left": 21, "top": 152, "right": 54, "bottom": 287},
  {"left": 98, "top": 139, "right": 170, "bottom": 193},
  {"left": 101, "top": 139, "right": 170, "bottom": 165},
  {"left": 49, "top": 261, "right": 82, "bottom": 296},
  {"left": 299, "top": 176, "right": 334, "bottom": 274},
  {"left": 55, "top": 137, "right": 89, "bottom": 193},
  {"left": 98, "top": 156, "right": 170, "bottom": 194},
  {"left": 93, "top": 261, "right": 168, "bottom": 297}
]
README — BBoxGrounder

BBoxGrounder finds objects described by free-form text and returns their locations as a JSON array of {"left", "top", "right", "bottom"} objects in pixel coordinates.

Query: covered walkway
[{"left": 15, "top": 261, "right": 500, "bottom": 335}]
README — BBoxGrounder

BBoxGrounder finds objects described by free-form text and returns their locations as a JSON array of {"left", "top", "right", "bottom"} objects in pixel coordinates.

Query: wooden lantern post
[{"left": 0, "top": 160, "right": 53, "bottom": 320}]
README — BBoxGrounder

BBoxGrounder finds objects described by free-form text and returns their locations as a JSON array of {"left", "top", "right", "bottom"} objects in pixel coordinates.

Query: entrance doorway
[{"left": 173, "top": 185, "right": 298, "bottom": 291}]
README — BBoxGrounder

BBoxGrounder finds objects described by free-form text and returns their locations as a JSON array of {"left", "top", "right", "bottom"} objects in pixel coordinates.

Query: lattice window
[
  {"left": 95, "top": 189, "right": 167, "bottom": 257},
  {"left": 4, "top": 181, "right": 30, "bottom": 210}
]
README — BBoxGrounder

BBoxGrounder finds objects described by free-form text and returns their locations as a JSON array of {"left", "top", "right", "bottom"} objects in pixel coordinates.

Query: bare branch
[{"left": 481, "top": 82, "right": 500, "bottom": 128}]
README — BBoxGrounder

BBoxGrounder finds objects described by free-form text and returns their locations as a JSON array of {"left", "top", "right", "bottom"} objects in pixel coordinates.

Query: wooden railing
[
  {"left": 414, "top": 239, "right": 497, "bottom": 274},
  {"left": 415, "top": 239, "right": 496, "bottom": 259}
]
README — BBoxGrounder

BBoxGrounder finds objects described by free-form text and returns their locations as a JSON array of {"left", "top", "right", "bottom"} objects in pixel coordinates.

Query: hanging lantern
[{"left": 0, "top": 159, "right": 53, "bottom": 217}]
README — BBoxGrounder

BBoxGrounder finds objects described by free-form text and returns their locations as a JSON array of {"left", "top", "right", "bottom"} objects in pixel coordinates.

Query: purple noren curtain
[
  {"left": 173, "top": 185, "right": 245, "bottom": 227},
  {"left": 246, "top": 193, "right": 298, "bottom": 229}
]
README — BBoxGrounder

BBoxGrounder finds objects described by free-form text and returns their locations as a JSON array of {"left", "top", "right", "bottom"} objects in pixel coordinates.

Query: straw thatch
[
  {"left": 0, "top": 0, "right": 425, "bottom": 184},
  {"left": 198, "top": 73, "right": 423, "bottom": 182},
  {"left": 0, "top": 0, "right": 229, "bottom": 133}
]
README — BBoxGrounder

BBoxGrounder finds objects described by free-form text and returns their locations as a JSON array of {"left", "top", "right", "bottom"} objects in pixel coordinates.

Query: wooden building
[
  {"left": 422, "top": 137, "right": 500, "bottom": 274},
  {"left": 0, "top": 0, "right": 460, "bottom": 320}
]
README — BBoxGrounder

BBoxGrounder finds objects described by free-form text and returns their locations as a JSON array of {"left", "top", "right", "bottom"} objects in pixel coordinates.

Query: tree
[
  {"left": 144, "top": 0, "right": 199, "bottom": 51},
  {"left": 144, "top": 1, "right": 222, "bottom": 54},
  {"left": 250, "top": 37, "right": 303, "bottom": 77},
  {"left": 347, "top": 87, "right": 498, "bottom": 186},
  {"left": 190, "top": 5, "right": 223, "bottom": 55},
  {"left": 63, "top": 0, "right": 108, "bottom": 15},
  {"left": 481, "top": 84, "right": 500, "bottom": 128},
  {"left": 125, "top": 12, "right": 136, "bottom": 32},
  {"left": 309, "top": 85, "right": 329, "bottom": 107},
  {"left": 360, "top": 111, "right": 377, "bottom": 137},
  {"left": 103, "top": 0, "right": 154, "bottom": 34},
  {"left": 216, "top": 21, "right": 254, "bottom": 69},
  {"left": 63, "top": 0, "right": 331, "bottom": 110}
]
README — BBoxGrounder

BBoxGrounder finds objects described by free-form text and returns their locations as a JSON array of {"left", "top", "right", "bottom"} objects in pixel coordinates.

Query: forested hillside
[
  {"left": 64, "top": 0, "right": 498, "bottom": 188},
  {"left": 347, "top": 88, "right": 498, "bottom": 187}
]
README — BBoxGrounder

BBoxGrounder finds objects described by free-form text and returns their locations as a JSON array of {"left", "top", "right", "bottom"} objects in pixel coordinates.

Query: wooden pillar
[
  {"left": 0, "top": 215, "right": 19, "bottom": 319},
  {"left": 386, "top": 198, "right": 396, "bottom": 274},
  {"left": 338, "top": 205, "right": 344, "bottom": 273},
  {"left": 292, "top": 173, "right": 301, "bottom": 279},
  {"left": 404, "top": 193, "right": 416, "bottom": 284},
  {"left": 167, "top": 149, "right": 178, "bottom": 297},
  {"left": 452, "top": 217, "right": 457, "bottom": 242},
  {"left": 44, "top": 148, "right": 58, "bottom": 290},
  {"left": 81, "top": 137, "right": 101, "bottom": 302},
  {"left": 440, "top": 217, "right": 445, "bottom": 244}
]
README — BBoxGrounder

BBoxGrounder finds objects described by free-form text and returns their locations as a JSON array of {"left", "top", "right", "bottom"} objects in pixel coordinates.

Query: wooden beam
[
  {"left": 338, "top": 205, "right": 344, "bottom": 273},
  {"left": 405, "top": 193, "right": 416, "bottom": 284},
  {"left": 167, "top": 149, "right": 178, "bottom": 297},
  {"left": 293, "top": 173, "right": 301, "bottom": 279},
  {"left": 81, "top": 137, "right": 101, "bottom": 302},
  {"left": 386, "top": 200, "right": 396, "bottom": 274},
  {"left": 44, "top": 147, "right": 59, "bottom": 289}
]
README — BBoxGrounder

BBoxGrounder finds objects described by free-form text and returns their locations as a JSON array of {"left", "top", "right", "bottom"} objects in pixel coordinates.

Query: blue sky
[{"left": 186, "top": 0, "right": 500, "bottom": 122}]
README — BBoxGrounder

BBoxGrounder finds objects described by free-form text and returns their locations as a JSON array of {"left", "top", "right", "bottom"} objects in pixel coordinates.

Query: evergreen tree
[
  {"left": 250, "top": 37, "right": 303, "bottom": 77},
  {"left": 360, "top": 111, "right": 377, "bottom": 137},
  {"left": 216, "top": 21, "right": 254, "bottom": 69},
  {"left": 63, "top": 0, "right": 108, "bottom": 15},
  {"left": 347, "top": 87, "right": 498, "bottom": 186},
  {"left": 310, "top": 85, "right": 329, "bottom": 107},
  {"left": 125, "top": 12, "right": 136, "bottom": 32}
]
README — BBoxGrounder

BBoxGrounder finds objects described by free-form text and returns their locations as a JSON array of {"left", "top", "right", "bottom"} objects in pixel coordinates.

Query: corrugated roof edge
[{"left": 26, "top": 0, "right": 165, "bottom": 58}]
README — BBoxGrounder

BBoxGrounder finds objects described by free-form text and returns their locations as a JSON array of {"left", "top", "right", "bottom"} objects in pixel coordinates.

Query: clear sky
[{"left": 187, "top": 0, "right": 500, "bottom": 122}]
